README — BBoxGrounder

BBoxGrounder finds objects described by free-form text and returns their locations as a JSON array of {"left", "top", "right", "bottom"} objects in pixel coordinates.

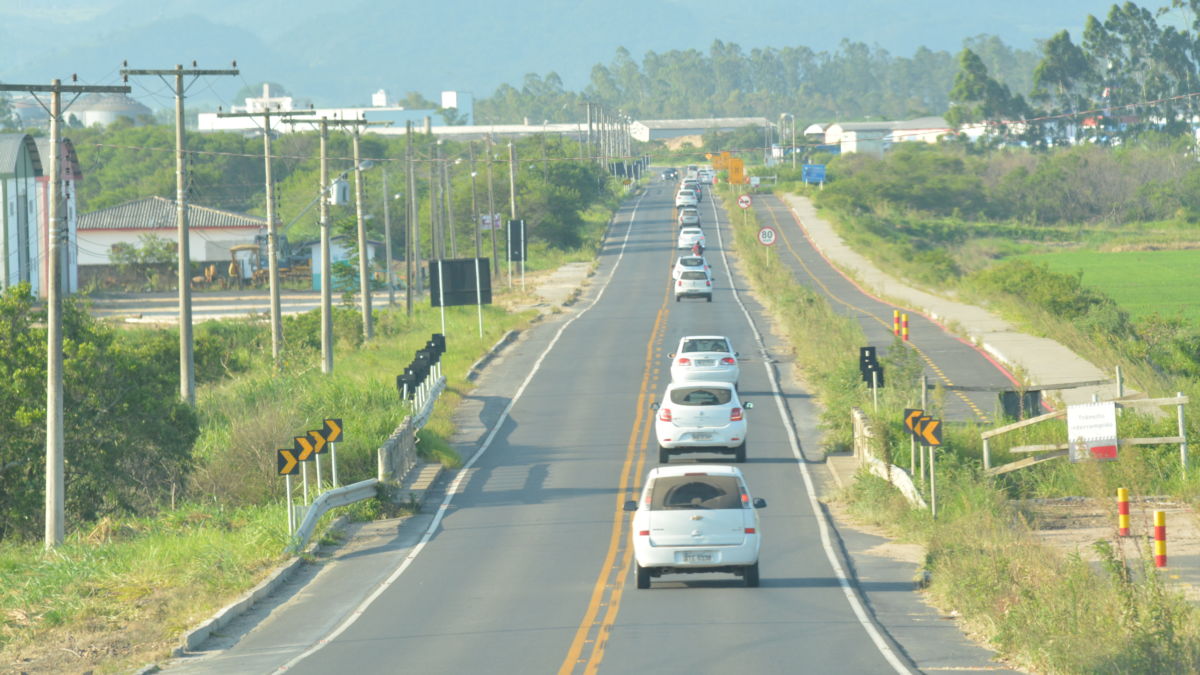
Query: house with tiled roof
[{"left": 77, "top": 196, "right": 266, "bottom": 266}]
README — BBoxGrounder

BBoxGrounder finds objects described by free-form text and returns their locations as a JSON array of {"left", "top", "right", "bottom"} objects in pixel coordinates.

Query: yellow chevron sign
[
  {"left": 294, "top": 436, "right": 316, "bottom": 461},
  {"left": 307, "top": 429, "right": 327, "bottom": 454},
  {"left": 277, "top": 449, "right": 298, "bottom": 475},
  {"left": 323, "top": 418, "right": 343, "bottom": 443}
]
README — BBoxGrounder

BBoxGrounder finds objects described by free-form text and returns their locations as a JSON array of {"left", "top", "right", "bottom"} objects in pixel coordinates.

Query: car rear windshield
[
  {"left": 650, "top": 475, "right": 742, "bottom": 510},
  {"left": 669, "top": 386, "right": 732, "bottom": 405},
  {"left": 680, "top": 271, "right": 708, "bottom": 281},
  {"left": 682, "top": 338, "right": 730, "bottom": 353},
  {"left": 678, "top": 257, "right": 703, "bottom": 266}
]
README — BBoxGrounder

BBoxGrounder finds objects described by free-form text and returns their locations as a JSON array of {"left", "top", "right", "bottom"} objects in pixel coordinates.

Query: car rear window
[
  {"left": 650, "top": 475, "right": 742, "bottom": 510},
  {"left": 681, "top": 228, "right": 701, "bottom": 235},
  {"left": 682, "top": 338, "right": 730, "bottom": 353},
  {"left": 680, "top": 271, "right": 708, "bottom": 281},
  {"left": 669, "top": 386, "right": 732, "bottom": 405},
  {"left": 678, "top": 257, "right": 702, "bottom": 266}
]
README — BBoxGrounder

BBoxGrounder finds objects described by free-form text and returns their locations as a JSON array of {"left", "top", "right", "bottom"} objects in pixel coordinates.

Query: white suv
[
  {"left": 675, "top": 270, "right": 712, "bottom": 302},
  {"left": 652, "top": 381, "right": 751, "bottom": 462},
  {"left": 675, "top": 189, "right": 699, "bottom": 208},
  {"left": 624, "top": 465, "right": 766, "bottom": 588}
]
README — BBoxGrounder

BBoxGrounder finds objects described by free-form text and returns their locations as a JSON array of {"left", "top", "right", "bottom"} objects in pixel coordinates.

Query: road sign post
[
  {"left": 757, "top": 226, "right": 776, "bottom": 247},
  {"left": 324, "top": 419, "right": 343, "bottom": 487},
  {"left": 277, "top": 448, "right": 300, "bottom": 533}
]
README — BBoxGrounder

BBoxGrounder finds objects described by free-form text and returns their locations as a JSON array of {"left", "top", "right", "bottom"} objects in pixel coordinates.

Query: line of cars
[
  {"left": 628, "top": 174, "right": 768, "bottom": 588},
  {"left": 673, "top": 172, "right": 713, "bottom": 303}
]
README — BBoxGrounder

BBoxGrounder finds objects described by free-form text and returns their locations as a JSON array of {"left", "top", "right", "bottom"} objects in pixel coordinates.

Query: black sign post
[{"left": 506, "top": 219, "right": 526, "bottom": 290}]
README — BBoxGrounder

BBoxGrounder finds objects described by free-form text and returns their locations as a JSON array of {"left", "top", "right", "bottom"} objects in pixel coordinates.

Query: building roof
[
  {"left": 80, "top": 196, "right": 266, "bottom": 231},
  {"left": 0, "top": 133, "right": 42, "bottom": 178},
  {"left": 633, "top": 117, "right": 771, "bottom": 130},
  {"left": 891, "top": 116, "right": 950, "bottom": 130},
  {"left": 34, "top": 137, "right": 83, "bottom": 180}
]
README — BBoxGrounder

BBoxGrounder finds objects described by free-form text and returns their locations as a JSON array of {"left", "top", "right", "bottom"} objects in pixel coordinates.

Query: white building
[
  {"left": 630, "top": 117, "right": 771, "bottom": 142},
  {"left": 77, "top": 196, "right": 265, "bottom": 266},
  {"left": 822, "top": 117, "right": 952, "bottom": 155},
  {"left": 197, "top": 85, "right": 473, "bottom": 133}
]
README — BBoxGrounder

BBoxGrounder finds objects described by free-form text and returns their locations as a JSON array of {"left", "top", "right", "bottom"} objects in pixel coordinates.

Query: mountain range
[{"left": 2, "top": 0, "right": 1118, "bottom": 112}]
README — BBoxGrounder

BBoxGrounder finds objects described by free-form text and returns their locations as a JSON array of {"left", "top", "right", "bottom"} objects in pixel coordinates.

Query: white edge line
[
  {"left": 707, "top": 194, "right": 913, "bottom": 675},
  {"left": 276, "top": 189, "right": 651, "bottom": 672}
]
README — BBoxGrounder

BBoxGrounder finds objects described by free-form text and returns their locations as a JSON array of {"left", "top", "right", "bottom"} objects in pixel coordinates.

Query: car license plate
[
  {"left": 681, "top": 550, "right": 714, "bottom": 563},
  {"left": 695, "top": 359, "right": 715, "bottom": 366},
  {"left": 690, "top": 432, "right": 712, "bottom": 441}
]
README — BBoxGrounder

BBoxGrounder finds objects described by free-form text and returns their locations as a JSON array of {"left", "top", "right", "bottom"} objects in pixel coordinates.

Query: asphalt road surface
[
  {"left": 166, "top": 180, "right": 1014, "bottom": 674},
  {"left": 752, "top": 194, "right": 1019, "bottom": 423}
]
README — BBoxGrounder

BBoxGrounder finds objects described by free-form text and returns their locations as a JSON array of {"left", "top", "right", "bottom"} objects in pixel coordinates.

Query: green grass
[{"left": 1016, "top": 249, "right": 1200, "bottom": 325}]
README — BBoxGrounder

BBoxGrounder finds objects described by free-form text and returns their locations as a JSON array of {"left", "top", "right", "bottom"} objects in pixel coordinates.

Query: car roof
[
  {"left": 648, "top": 464, "right": 744, "bottom": 479},
  {"left": 676, "top": 256, "right": 704, "bottom": 263},
  {"left": 665, "top": 379, "right": 734, "bottom": 390},
  {"left": 680, "top": 227, "right": 702, "bottom": 234},
  {"left": 678, "top": 334, "right": 730, "bottom": 342}
]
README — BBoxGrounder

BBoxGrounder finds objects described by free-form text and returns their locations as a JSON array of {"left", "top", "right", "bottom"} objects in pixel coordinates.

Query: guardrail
[
  {"left": 851, "top": 407, "right": 927, "bottom": 510},
  {"left": 286, "top": 374, "right": 448, "bottom": 554}
]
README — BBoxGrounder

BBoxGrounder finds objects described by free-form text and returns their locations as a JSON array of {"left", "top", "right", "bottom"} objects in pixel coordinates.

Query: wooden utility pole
[
  {"left": 382, "top": 164, "right": 394, "bottom": 306},
  {"left": 507, "top": 142, "right": 520, "bottom": 289},
  {"left": 318, "top": 119, "right": 333, "bottom": 373},
  {"left": 218, "top": 108, "right": 315, "bottom": 369},
  {"left": 121, "top": 63, "right": 237, "bottom": 405},
  {"left": 469, "top": 141, "right": 481, "bottom": 259},
  {"left": 486, "top": 134, "right": 498, "bottom": 279},
  {"left": 351, "top": 131, "right": 372, "bottom": 340},
  {"left": 1, "top": 79, "right": 130, "bottom": 549},
  {"left": 404, "top": 121, "right": 416, "bottom": 313}
]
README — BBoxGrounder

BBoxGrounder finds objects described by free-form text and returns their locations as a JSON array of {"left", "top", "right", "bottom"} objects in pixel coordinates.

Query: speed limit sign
[
  {"left": 757, "top": 226, "right": 777, "bottom": 246},
  {"left": 737, "top": 194, "right": 753, "bottom": 209}
]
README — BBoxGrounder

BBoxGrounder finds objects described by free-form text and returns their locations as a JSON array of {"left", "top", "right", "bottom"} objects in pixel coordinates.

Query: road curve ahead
[{"left": 170, "top": 182, "right": 933, "bottom": 674}]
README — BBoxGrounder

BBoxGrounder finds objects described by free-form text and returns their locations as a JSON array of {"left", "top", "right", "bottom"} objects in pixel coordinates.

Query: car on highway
[
  {"left": 624, "top": 464, "right": 766, "bottom": 588},
  {"left": 698, "top": 168, "right": 715, "bottom": 184},
  {"left": 661, "top": 168, "right": 679, "bottom": 180},
  {"left": 669, "top": 335, "right": 739, "bottom": 385},
  {"left": 652, "top": 381, "right": 752, "bottom": 462},
  {"left": 677, "top": 208, "right": 701, "bottom": 228},
  {"left": 675, "top": 189, "right": 699, "bottom": 208},
  {"left": 677, "top": 226, "right": 705, "bottom": 250},
  {"left": 675, "top": 269, "right": 713, "bottom": 302},
  {"left": 682, "top": 179, "right": 702, "bottom": 200},
  {"left": 671, "top": 255, "right": 711, "bottom": 280}
]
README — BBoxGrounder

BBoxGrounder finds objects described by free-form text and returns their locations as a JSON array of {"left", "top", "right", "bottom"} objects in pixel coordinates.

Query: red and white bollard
[
  {"left": 902, "top": 314, "right": 909, "bottom": 342},
  {"left": 1154, "top": 510, "right": 1167, "bottom": 568},
  {"left": 1117, "top": 488, "right": 1130, "bottom": 537},
  {"left": 893, "top": 309, "right": 900, "bottom": 337}
]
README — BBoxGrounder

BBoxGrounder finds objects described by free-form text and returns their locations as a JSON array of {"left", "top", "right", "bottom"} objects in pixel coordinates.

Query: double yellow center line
[{"left": 557, "top": 200, "right": 676, "bottom": 675}]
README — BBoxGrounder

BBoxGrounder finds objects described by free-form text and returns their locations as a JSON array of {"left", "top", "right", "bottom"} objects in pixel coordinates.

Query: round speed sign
[
  {"left": 737, "top": 194, "right": 753, "bottom": 209},
  {"left": 757, "top": 226, "right": 777, "bottom": 247}
]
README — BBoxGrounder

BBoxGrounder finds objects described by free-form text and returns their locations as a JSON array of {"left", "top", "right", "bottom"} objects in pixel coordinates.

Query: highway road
[
  {"left": 166, "top": 180, "right": 1011, "bottom": 674},
  {"left": 752, "top": 194, "right": 1019, "bottom": 423}
]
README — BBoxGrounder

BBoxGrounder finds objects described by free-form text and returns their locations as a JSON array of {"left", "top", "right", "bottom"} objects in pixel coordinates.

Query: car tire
[
  {"left": 733, "top": 442, "right": 746, "bottom": 463},
  {"left": 706, "top": 294, "right": 712, "bottom": 303},
  {"left": 744, "top": 562, "right": 760, "bottom": 587},
  {"left": 675, "top": 295, "right": 680, "bottom": 303},
  {"left": 636, "top": 563, "right": 651, "bottom": 589},
  {"left": 659, "top": 446, "right": 671, "bottom": 464}
]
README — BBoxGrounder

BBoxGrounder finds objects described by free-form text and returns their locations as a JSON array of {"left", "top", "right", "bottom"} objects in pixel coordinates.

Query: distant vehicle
[
  {"left": 675, "top": 189, "right": 699, "bottom": 208},
  {"left": 672, "top": 255, "right": 710, "bottom": 280},
  {"left": 677, "top": 209, "right": 701, "bottom": 228},
  {"left": 682, "top": 179, "right": 702, "bottom": 200},
  {"left": 661, "top": 168, "right": 679, "bottom": 180},
  {"left": 677, "top": 226, "right": 705, "bottom": 250},
  {"left": 698, "top": 168, "right": 715, "bottom": 184},
  {"left": 670, "top": 335, "right": 739, "bottom": 385},
  {"left": 651, "top": 381, "right": 753, "bottom": 462},
  {"left": 625, "top": 464, "right": 767, "bottom": 589},
  {"left": 675, "top": 269, "right": 712, "bottom": 302}
]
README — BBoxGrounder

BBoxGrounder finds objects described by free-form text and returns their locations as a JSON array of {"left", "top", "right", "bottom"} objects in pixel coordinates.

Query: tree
[{"left": 946, "top": 49, "right": 1028, "bottom": 132}]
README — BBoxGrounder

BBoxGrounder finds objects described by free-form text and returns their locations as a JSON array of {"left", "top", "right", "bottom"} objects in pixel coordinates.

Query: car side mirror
[
  {"left": 743, "top": 401, "right": 754, "bottom": 409},
  {"left": 668, "top": 353, "right": 675, "bottom": 358},
  {"left": 753, "top": 498, "right": 767, "bottom": 509},
  {"left": 650, "top": 402, "right": 660, "bottom": 410},
  {"left": 623, "top": 500, "right": 638, "bottom": 512},
  {"left": 734, "top": 352, "right": 740, "bottom": 357}
]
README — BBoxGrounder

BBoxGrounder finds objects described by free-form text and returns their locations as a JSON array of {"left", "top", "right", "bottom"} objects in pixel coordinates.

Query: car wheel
[
  {"left": 744, "top": 562, "right": 760, "bottom": 587},
  {"left": 659, "top": 446, "right": 671, "bottom": 464},
  {"left": 675, "top": 295, "right": 680, "bottom": 303},
  {"left": 706, "top": 294, "right": 712, "bottom": 303},
  {"left": 636, "top": 563, "right": 651, "bottom": 589},
  {"left": 734, "top": 442, "right": 746, "bottom": 463}
]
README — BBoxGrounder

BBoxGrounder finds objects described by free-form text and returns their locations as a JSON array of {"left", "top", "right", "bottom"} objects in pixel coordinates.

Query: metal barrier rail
[{"left": 287, "top": 478, "right": 379, "bottom": 554}]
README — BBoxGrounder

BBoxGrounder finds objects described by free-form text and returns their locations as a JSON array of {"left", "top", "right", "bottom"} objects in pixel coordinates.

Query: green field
[{"left": 1017, "top": 249, "right": 1200, "bottom": 325}]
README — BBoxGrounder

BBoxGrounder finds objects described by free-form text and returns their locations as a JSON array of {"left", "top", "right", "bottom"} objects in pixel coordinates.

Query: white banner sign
[{"left": 1067, "top": 401, "right": 1118, "bottom": 462}]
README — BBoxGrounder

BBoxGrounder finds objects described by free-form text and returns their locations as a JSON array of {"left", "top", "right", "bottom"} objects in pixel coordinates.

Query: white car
[
  {"left": 671, "top": 255, "right": 711, "bottom": 280},
  {"left": 698, "top": 169, "right": 715, "bottom": 184},
  {"left": 675, "top": 270, "right": 713, "bottom": 302},
  {"left": 677, "top": 210, "right": 701, "bottom": 228},
  {"left": 675, "top": 189, "right": 698, "bottom": 208},
  {"left": 624, "top": 464, "right": 766, "bottom": 588},
  {"left": 669, "top": 335, "right": 739, "bottom": 385},
  {"left": 652, "top": 381, "right": 752, "bottom": 462},
  {"left": 677, "top": 227, "right": 705, "bottom": 250},
  {"left": 682, "top": 179, "right": 702, "bottom": 200}
]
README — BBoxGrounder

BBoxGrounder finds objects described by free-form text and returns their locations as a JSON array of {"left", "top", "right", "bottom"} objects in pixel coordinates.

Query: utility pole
[
  {"left": 1, "top": 78, "right": 131, "bottom": 549},
  {"left": 404, "top": 121, "right": 416, "bottom": 313},
  {"left": 382, "top": 164, "right": 394, "bottom": 306},
  {"left": 429, "top": 148, "right": 440, "bottom": 260},
  {"left": 486, "top": 134, "right": 499, "bottom": 279},
  {"left": 469, "top": 142, "right": 481, "bottom": 259},
  {"left": 352, "top": 130, "right": 372, "bottom": 341},
  {"left": 121, "top": 63, "right": 237, "bottom": 406},
  {"left": 507, "top": 142, "right": 521, "bottom": 290},
  {"left": 444, "top": 155, "right": 458, "bottom": 258},
  {"left": 318, "top": 119, "right": 333, "bottom": 373},
  {"left": 218, "top": 108, "right": 315, "bottom": 369}
]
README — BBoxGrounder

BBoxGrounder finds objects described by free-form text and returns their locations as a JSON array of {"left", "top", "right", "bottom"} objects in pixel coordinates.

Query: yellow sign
[
  {"left": 277, "top": 449, "right": 299, "bottom": 475},
  {"left": 294, "top": 436, "right": 315, "bottom": 461},
  {"left": 308, "top": 429, "right": 327, "bottom": 454},
  {"left": 323, "top": 418, "right": 343, "bottom": 443}
]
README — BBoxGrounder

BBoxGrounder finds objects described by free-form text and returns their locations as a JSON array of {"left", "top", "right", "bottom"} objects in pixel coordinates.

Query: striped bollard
[
  {"left": 1117, "top": 488, "right": 1130, "bottom": 536},
  {"left": 893, "top": 309, "right": 900, "bottom": 337},
  {"left": 1154, "top": 510, "right": 1167, "bottom": 568},
  {"left": 902, "top": 314, "right": 910, "bottom": 342}
]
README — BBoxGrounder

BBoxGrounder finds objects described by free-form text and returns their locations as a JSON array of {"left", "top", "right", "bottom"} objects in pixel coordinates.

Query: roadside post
[
  {"left": 1155, "top": 511, "right": 1167, "bottom": 567},
  {"left": 902, "top": 314, "right": 909, "bottom": 341},
  {"left": 904, "top": 408, "right": 923, "bottom": 475},
  {"left": 738, "top": 193, "right": 752, "bottom": 231},
  {"left": 893, "top": 310, "right": 900, "bottom": 337},
  {"left": 277, "top": 448, "right": 300, "bottom": 534},
  {"left": 324, "top": 418, "right": 344, "bottom": 488},
  {"left": 1117, "top": 487, "right": 1130, "bottom": 536}
]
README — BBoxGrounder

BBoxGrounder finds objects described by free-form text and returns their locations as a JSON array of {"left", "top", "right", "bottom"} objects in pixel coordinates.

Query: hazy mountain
[{"left": 2, "top": 0, "right": 1115, "bottom": 112}]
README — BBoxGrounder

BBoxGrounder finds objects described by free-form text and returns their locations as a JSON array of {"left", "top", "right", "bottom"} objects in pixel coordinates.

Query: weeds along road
[
  {"left": 164, "top": 180, "right": 1012, "bottom": 674},
  {"left": 752, "top": 193, "right": 1018, "bottom": 424}
]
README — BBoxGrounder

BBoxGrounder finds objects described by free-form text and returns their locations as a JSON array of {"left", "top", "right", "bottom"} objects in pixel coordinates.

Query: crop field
[{"left": 1018, "top": 249, "right": 1200, "bottom": 325}]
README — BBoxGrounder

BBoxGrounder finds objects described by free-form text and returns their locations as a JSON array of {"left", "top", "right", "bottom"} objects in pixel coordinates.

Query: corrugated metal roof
[
  {"left": 33, "top": 137, "right": 83, "bottom": 180},
  {"left": 80, "top": 196, "right": 266, "bottom": 231},
  {"left": 0, "top": 133, "right": 42, "bottom": 178},
  {"left": 634, "top": 117, "right": 771, "bottom": 130}
]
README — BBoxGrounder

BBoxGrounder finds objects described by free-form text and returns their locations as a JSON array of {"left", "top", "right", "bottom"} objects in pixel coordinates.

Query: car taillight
[
  {"left": 639, "top": 530, "right": 650, "bottom": 536},
  {"left": 677, "top": 357, "right": 691, "bottom": 366},
  {"left": 730, "top": 407, "right": 743, "bottom": 421},
  {"left": 677, "top": 280, "right": 682, "bottom": 286},
  {"left": 745, "top": 528, "right": 756, "bottom": 534},
  {"left": 705, "top": 280, "right": 711, "bottom": 287},
  {"left": 659, "top": 407, "right": 672, "bottom": 422},
  {"left": 721, "top": 357, "right": 736, "bottom": 365}
]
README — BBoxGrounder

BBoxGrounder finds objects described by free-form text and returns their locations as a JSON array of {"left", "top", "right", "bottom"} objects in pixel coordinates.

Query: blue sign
[{"left": 802, "top": 164, "right": 827, "bottom": 184}]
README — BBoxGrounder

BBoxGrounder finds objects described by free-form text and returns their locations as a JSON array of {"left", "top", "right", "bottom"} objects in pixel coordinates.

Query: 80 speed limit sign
[{"left": 757, "top": 226, "right": 777, "bottom": 246}]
